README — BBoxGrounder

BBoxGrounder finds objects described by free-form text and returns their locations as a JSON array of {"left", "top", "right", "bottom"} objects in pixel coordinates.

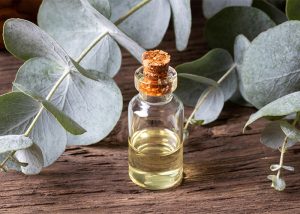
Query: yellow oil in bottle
[{"left": 128, "top": 127, "right": 183, "bottom": 190}]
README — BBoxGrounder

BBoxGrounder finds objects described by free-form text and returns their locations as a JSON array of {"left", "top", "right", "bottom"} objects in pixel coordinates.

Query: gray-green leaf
[
  {"left": 42, "top": 101, "right": 87, "bottom": 135},
  {"left": 194, "top": 87, "right": 225, "bottom": 124},
  {"left": 244, "top": 92, "right": 300, "bottom": 129},
  {"left": 270, "top": 164, "right": 281, "bottom": 171},
  {"left": 88, "top": 0, "right": 111, "bottom": 18},
  {"left": 202, "top": 0, "right": 252, "bottom": 18},
  {"left": 252, "top": 0, "right": 287, "bottom": 24},
  {"left": 38, "top": 0, "right": 144, "bottom": 77},
  {"left": 109, "top": 0, "right": 170, "bottom": 49},
  {"left": 260, "top": 121, "right": 297, "bottom": 149},
  {"left": 267, "top": 175, "right": 286, "bottom": 191},
  {"left": 178, "top": 73, "right": 218, "bottom": 88},
  {"left": 286, "top": 0, "right": 300, "bottom": 21},
  {"left": 0, "top": 135, "right": 33, "bottom": 154},
  {"left": 282, "top": 165, "right": 295, "bottom": 171},
  {"left": 0, "top": 91, "right": 66, "bottom": 167},
  {"left": 4, "top": 19, "right": 123, "bottom": 166},
  {"left": 231, "top": 34, "right": 252, "bottom": 107},
  {"left": 15, "top": 144, "right": 44, "bottom": 175},
  {"left": 175, "top": 48, "right": 236, "bottom": 106},
  {"left": 204, "top": 6, "right": 275, "bottom": 54},
  {"left": 234, "top": 34, "right": 250, "bottom": 67},
  {"left": 109, "top": 0, "right": 191, "bottom": 51},
  {"left": 239, "top": 21, "right": 300, "bottom": 108},
  {"left": 14, "top": 57, "right": 122, "bottom": 146},
  {"left": 280, "top": 120, "right": 300, "bottom": 142},
  {"left": 3, "top": 19, "right": 68, "bottom": 66},
  {"left": 168, "top": 0, "right": 191, "bottom": 51}
]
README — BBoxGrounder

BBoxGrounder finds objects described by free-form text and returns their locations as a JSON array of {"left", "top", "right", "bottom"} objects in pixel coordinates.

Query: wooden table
[{"left": 1, "top": 1, "right": 300, "bottom": 213}]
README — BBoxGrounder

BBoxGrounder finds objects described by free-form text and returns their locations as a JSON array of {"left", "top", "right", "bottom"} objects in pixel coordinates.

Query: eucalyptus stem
[
  {"left": 276, "top": 137, "right": 287, "bottom": 178},
  {"left": 184, "top": 63, "right": 237, "bottom": 130},
  {"left": 114, "top": 0, "right": 152, "bottom": 26},
  {"left": 76, "top": 0, "right": 152, "bottom": 64},
  {"left": 76, "top": 32, "right": 108, "bottom": 63},
  {"left": 276, "top": 113, "right": 300, "bottom": 179}
]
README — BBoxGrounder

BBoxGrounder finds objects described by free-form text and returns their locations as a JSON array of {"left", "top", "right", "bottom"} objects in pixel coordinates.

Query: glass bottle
[{"left": 128, "top": 50, "right": 184, "bottom": 190}]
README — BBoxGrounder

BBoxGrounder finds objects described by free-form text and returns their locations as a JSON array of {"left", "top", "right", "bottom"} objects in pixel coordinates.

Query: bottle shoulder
[{"left": 129, "top": 94, "right": 183, "bottom": 108}]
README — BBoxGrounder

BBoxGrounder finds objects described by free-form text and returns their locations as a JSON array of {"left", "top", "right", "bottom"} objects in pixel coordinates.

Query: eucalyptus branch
[
  {"left": 0, "top": 69, "right": 71, "bottom": 170},
  {"left": 76, "top": 0, "right": 152, "bottom": 63},
  {"left": 0, "top": 0, "right": 152, "bottom": 171},
  {"left": 184, "top": 63, "right": 237, "bottom": 130},
  {"left": 276, "top": 113, "right": 300, "bottom": 179}
]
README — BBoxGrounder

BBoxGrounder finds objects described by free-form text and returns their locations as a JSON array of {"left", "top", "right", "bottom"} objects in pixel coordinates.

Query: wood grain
[
  {"left": 1, "top": 1, "right": 300, "bottom": 213},
  {"left": 0, "top": 0, "right": 42, "bottom": 48}
]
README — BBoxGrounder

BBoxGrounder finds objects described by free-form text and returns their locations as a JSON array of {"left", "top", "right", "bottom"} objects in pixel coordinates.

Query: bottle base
[{"left": 129, "top": 165, "right": 183, "bottom": 190}]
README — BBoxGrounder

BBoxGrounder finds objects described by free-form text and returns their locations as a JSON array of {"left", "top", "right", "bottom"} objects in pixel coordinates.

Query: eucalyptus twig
[
  {"left": 0, "top": 0, "right": 152, "bottom": 172},
  {"left": 0, "top": 151, "right": 14, "bottom": 172},
  {"left": 276, "top": 113, "right": 300, "bottom": 180},
  {"left": 76, "top": 0, "right": 152, "bottom": 63},
  {"left": 184, "top": 63, "right": 237, "bottom": 130},
  {"left": 277, "top": 136, "right": 288, "bottom": 179},
  {"left": 0, "top": 69, "right": 71, "bottom": 170}
]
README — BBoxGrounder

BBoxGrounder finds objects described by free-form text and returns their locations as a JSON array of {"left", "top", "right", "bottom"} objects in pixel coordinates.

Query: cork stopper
[{"left": 139, "top": 50, "right": 172, "bottom": 96}]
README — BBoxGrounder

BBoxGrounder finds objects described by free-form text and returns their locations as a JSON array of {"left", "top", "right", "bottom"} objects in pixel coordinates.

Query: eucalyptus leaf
[
  {"left": 282, "top": 165, "right": 295, "bottom": 171},
  {"left": 202, "top": 0, "right": 252, "bottom": 18},
  {"left": 260, "top": 121, "right": 297, "bottom": 149},
  {"left": 175, "top": 48, "right": 236, "bottom": 106},
  {"left": 4, "top": 19, "right": 123, "bottom": 165},
  {"left": 14, "top": 82, "right": 86, "bottom": 136},
  {"left": 204, "top": 6, "right": 275, "bottom": 53},
  {"left": 14, "top": 57, "right": 123, "bottom": 146},
  {"left": 13, "top": 83, "right": 43, "bottom": 101},
  {"left": 0, "top": 92, "right": 40, "bottom": 135},
  {"left": 41, "top": 101, "right": 87, "bottom": 136},
  {"left": 190, "top": 119, "right": 204, "bottom": 126},
  {"left": 244, "top": 92, "right": 300, "bottom": 129},
  {"left": 268, "top": 0, "right": 286, "bottom": 10},
  {"left": 230, "top": 34, "right": 252, "bottom": 107},
  {"left": 109, "top": 0, "right": 191, "bottom": 51},
  {"left": 178, "top": 73, "right": 218, "bottom": 87},
  {"left": 3, "top": 20, "right": 68, "bottom": 67},
  {"left": 0, "top": 135, "right": 33, "bottom": 154},
  {"left": 252, "top": 0, "right": 287, "bottom": 24},
  {"left": 270, "top": 164, "right": 281, "bottom": 171},
  {"left": 240, "top": 21, "right": 300, "bottom": 108},
  {"left": 286, "top": 0, "right": 300, "bottom": 21},
  {"left": 15, "top": 144, "right": 44, "bottom": 175},
  {"left": 38, "top": 0, "right": 145, "bottom": 77},
  {"left": 168, "top": 0, "right": 191, "bottom": 50},
  {"left": 109, "top": 0, "right": 170, "bottom": 49},
  {"left": 0, "top": 91, "right": 66, "bottom": 167},
  {"left": 88, "top": 0, "right": 111, "bottom": 18},
  {"left": 234, "top": 34, "right": 251, "bottom": 67},
  {"left": 280, "top": 121, "right": 300, "bottom": 142},
  {"left": 0, "top": 92, "right": 45, "bottom": 173},
  {"left": 267, "top": 175, "right": 286, "bottom": 191},
  {"left": 194, "top": 87, "right": 225, "bottom": 124}
]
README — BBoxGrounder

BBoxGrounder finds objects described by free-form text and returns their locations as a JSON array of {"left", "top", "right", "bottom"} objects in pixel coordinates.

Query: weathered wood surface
[{"left": 1, "top": 1, "right": 300, "bottom": 213}]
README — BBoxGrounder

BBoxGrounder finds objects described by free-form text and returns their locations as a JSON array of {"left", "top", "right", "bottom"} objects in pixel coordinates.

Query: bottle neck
[
  {"left": 134, "top": 66, "right": 177, "bottom": 103},
  {"left": 139, "top": 92, "right": 173, "bottom": 104}
]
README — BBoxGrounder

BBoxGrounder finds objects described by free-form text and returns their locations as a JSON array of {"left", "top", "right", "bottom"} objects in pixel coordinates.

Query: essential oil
[
  {"left": 128, "top": 50, "right": 184, "bottom": 190},
  {"left": 128, "top": 127, "right": 183, "bottom": 190}
]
